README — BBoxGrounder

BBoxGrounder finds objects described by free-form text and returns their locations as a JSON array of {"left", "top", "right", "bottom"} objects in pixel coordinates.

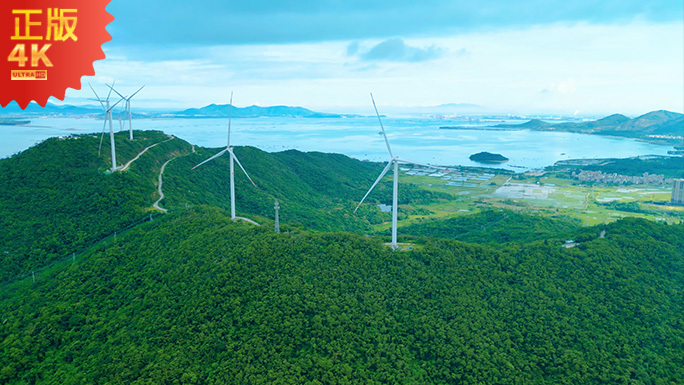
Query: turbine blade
[
  {"left": 98, "top": 119, "right": 107, "bottom": 155},
  {"left": 230, "top": 150, "right": 257, "bottom": 188},
  {"left": 191, "top": 148, "right": 227, "bottom": 170},
  {"left": 370, "top": 93, "right": 393, "bottom": 158},
  {"left": 354, "top": 161, "right": 393, "bottom": 213},
  {"left": 227, "top": 91, "right": 233, "bottom": 147},
  {"left": 88, "top": 83, "right": 105, "bottom": 109},
  {"left": 106, "top": 80, "right": 116, "bottom": 101},
  {"left": 395, "top": 158, "right": 443, "bottom": 170},
  {"left": 106, "top": 84, "right": 126, "bottom": 100},
  {"left": 128, "top": 85, "right": 145, "bottom": 100},
  {"left": 108, "top": 97, "right": 124, "bottom": 112}
]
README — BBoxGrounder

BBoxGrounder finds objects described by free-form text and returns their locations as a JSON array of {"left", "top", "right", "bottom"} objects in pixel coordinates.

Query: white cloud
[{"left": 64, "top": 21, "right": 683, "bottom": 115}]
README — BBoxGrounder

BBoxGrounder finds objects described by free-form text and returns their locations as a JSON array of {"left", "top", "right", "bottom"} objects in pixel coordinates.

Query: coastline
[{"left": 440, "top": 125, "right": 681, "bottom": 146}]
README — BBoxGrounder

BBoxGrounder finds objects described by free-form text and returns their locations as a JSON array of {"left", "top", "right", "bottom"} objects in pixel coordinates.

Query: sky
[{"left": 57, "top": 0, "right": 683, "bottom": 116}]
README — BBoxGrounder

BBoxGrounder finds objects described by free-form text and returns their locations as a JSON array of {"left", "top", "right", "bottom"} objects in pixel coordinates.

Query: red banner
[{"left": 0, "top": 0, "right": 113, "bottom": 108}]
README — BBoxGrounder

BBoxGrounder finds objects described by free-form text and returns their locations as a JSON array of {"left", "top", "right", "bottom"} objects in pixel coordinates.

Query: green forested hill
[
  {"left": 1, "top": 208, "right": 682, "bottom": 384},
  {"left": 0, "top": 131, "right": 448, "bottom": 281},
  {"left": 2, "top": 131, "right": 683, "bottom": 384},
  {"left": 488, "top": 110, "right": 684, "bottom": 140},
  {"left": 162, "top": 146, "right": 451, "bottom": 232},
  {"left": 0, "top": 131, "right": 192, "bottom": 281}
]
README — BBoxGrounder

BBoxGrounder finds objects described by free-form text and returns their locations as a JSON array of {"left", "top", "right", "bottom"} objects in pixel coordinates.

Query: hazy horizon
[{"left": 9, "top": 99, "right": 684, "bottom": 119}]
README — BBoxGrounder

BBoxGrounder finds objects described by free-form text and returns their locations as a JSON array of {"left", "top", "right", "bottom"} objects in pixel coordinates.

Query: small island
[{"left": 469, "top": 151, "right": 509, "bottom": 164}]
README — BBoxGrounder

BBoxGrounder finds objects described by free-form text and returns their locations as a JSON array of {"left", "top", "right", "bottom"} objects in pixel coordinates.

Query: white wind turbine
[
  {"left": 192, "top": 92, "right": 257, "bottom": 221},
  {"left": 108, "top": 84, "right": 145, "bottom": 140},
  {"left": 354, "top": 93, "right": 437, "bottom": 249},
  {"left": 90, "top": 83, "right": 124, "bottom": 173}
]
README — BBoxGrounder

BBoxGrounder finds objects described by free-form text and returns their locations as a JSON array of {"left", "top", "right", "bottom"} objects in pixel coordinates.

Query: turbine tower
[
  {"left": 118, "top": 106, "right": 125, "bottom": 131},
  {"left": 108, "top": 85, "right": 145, "bottom": 140},
  {"left": 274, "top": 199, "right": 280, "bottom": 234},
  {"left": 354, "top": 93, "right": 436, "bottom": 249},
  {"left": 192, "top": 92, "right": 257, "bottom": 221},
  {"left": 90, "top": 83, "right": 124, "bottom": 173}
]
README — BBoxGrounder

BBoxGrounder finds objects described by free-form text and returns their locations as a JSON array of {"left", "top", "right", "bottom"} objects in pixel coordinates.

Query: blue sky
[{"left": 62, "top": 0, "right": 683, "bottom": 115}]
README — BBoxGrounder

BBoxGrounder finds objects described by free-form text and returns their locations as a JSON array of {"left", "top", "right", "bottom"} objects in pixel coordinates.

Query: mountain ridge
[
  {"left": 441, "top": 110, "right": 683, "bottom": 142},
  {"left": 175, "top": 103, "right": 349, "bottom": 118},
  {"left": 0, "top": 131, "right": 450, "bottom": 280},
  {"left": 0, "top": 102, "right": 352, "bottom": 119}
]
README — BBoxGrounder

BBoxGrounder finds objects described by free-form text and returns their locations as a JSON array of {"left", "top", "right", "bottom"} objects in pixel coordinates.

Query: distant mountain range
[
  {"left": 2, "top": 102, "right": 683, "bottom": 140},
  {"left": 0, "top": 102, "right": 103, "bottom": 116},
  {"left": 0, "top": 102, "right": 353, "bottom": 119},
  {"left": 441, "top": 110, "right": 684, "bottom": 143},
  {"left": 174, "top": 104, "right": 351, "bottom": 118}
]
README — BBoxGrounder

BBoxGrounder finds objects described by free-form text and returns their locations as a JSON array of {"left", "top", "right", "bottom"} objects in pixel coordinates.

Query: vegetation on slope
[
  {"left": 1, "top": 208, "right": 682, "bottom": 384},
  {"left": 581, "top": 157, "right": 684, "bottom": 179},
  {"left": 3, "top": 131, "right": 682, "bottom": 384},
  {"left": 0, "top": 132, "right": 448, "bottom": 281},
  {"left": 546, "top": 156, "right": 684, "bottom": 180},
  {"left": 0, "top": 131, "right": 192, "bottom": 281},
  {"left": 162, "top": 146, "right": 451, "bottom": 232},
  {"left": 400, "top": 209, "right": 581, "bottom": 244}
]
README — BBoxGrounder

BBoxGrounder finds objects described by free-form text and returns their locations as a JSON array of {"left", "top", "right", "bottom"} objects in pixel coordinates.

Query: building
[
  {"left": 672, "top": 179, "right": 684, "bottom": 205},
  {"left": 562, "top": 240, "right": 578, "bottom": 249}
]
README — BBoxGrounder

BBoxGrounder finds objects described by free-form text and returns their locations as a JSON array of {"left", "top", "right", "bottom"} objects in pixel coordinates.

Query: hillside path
[
  {"left": 235, "top": 216, "right": 261, "bottom": 226},
  {"left": 153, "top": 157, "right": 177, "bottom": 212},
  {"left": 120, "top": 136, "right": 175, "bottom": 172}
]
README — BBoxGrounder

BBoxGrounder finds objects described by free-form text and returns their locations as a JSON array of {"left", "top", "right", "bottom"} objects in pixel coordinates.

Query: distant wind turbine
[
  {"left": 108, "top": 84, "right": 145, "bottom": 140},
  {"left": 354, "top": 93, "right": 437, "bottom": 249},
  {"left": 192, "top": 92, "right": 257, "bottom": 221},
  {"left": 118, "top": 105, "right": 125, "bottom": 132},
  {"left": 90, "top": 82, "right": 124, "bottom": 173}
]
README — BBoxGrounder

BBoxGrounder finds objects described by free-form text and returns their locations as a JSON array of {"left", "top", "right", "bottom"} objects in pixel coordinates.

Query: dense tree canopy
[
  {"left": 0, "top": 131, "right": 191, "bottom": 281},
  {"left": 162, "top": 146, "right": 451, "bottom": 233},
  {"left": 400, "top": 209, "right": 581, "bottom": 244},
  {"left": 0, "top": 134, "right": 447, "bottom": 281},
  {"left": 1, "top": 208, "right": 682, "bottom": 384}
]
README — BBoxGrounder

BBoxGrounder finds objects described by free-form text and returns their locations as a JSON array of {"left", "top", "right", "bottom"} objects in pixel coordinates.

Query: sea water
[{"left": 1, "top": 116, "right": 675, "bottom": 171}]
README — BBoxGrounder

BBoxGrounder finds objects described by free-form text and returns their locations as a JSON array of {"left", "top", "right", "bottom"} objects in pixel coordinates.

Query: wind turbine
[
  {"left": 90, "top": 83, "right": 124, "bottom": 173},
  {"left": 354, "top": 93, "right": 437, "bottom": 249},
  {"left": 108, "top": 84, "right": 145, "bottom": 140},
  {"left": 192, "top": 92, "right": 257, "bottom": 221}
]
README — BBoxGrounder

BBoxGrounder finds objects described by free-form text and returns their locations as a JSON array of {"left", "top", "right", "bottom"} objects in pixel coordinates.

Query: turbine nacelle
[{"left": 106, "top": 84, "right": 145, "bottom": 140}]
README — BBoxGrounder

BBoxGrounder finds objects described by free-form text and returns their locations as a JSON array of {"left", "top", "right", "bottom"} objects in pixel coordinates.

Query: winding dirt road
[
  {"left": 153, "top": 157, "right": 176, "bottom": 212},
  {"left": 119, "top": 136, "right": 175, "bottom": 172}
]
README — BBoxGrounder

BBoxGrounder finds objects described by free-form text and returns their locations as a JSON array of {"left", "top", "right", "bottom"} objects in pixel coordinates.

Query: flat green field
[{"left": 374, "top": 167, "right": 683, "bottom": 232}]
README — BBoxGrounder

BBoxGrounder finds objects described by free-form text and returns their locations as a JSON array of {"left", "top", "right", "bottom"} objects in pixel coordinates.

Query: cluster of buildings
[{"left": 572, "top": 170, "right": 673, "bottom": 186}]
